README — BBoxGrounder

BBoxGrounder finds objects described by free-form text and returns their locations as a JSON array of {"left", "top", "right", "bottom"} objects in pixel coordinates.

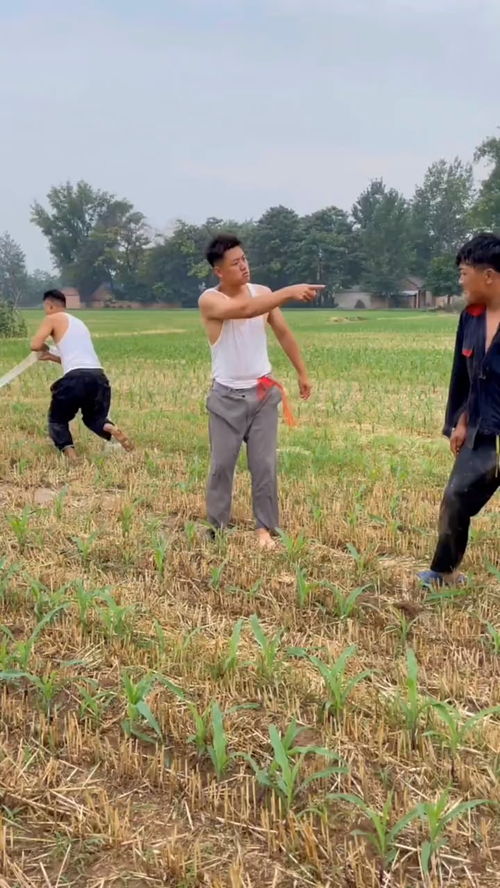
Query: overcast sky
[{"left": 1, "top": 0, "right": 499, "bottom": 270}]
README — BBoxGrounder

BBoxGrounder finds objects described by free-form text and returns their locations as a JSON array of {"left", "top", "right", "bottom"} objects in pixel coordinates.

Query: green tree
[
  {"left": 473, "top": 135, "right": 500, "bottom": 230},
  {"left": 0, "top": 300, "right": 26, "bottom": 338},
  {"left": 411, "top": 159, "right": 474, "bottom": 277},
  {"left": 353, "top": 180, "right": 414, "bottom": 299},
  {"left": 297, "top": 207, "right": 360, "bottom": 306},
  {"left": 143, "top": 217, "right": 255, "bottom": 307},
  {"left": 250, "top": 206, "right": 302, "bottom": 290},
  {"left": 426, "top": 254, "right": 459, "bottom": 302},
  {"left": 142, "top": 221, "right": 202, "bottom": 307},
  {"left": 0, "top": 232, "right": 28, "bottom": 306},
  {"left": 23, "top": 269, "right": 60, "bottom": 307},
  {"left": 31, "top": 181, "right": 150, "bottom": 302}
]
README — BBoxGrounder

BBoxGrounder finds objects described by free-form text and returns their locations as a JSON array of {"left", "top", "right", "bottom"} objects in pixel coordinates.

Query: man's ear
[{"left": 213, "top": 264, "right": 222, "bottom": 281}]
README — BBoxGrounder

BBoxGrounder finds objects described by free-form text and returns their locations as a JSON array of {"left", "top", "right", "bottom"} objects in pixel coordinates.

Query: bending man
[{"left": 31, "top": 289, "right": 133, "bottom": 461}]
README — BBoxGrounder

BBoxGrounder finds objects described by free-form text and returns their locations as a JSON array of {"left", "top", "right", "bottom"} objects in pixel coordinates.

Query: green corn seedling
[
  {"left": 277, "top": 529, "right": 308, "bottom": 563},
  {"left": 188, "top": 702, "right": 211, "bottom": 753},
  {"left": 209, "top": 561, "right": 226, "bottom": 590},
  {"left": 72, "top": 580, "right": 110, "bottom": 630},
  {"left": 0, "top": 669, "right": 63, "bottom": 716},
  {"left": 119, "top": 502, "right": 135, "bottom": 539},
  {"left": 250, "top": 614, "right": 283, "bottom": 680},
  {"left": 486, "top": 562, "right": 500, "bottom": 582},
  {"left": 227, "top": 579, "right": 263, "bottom": 600},
  {"left": 78, "top": 681, "right": 116, "bottom": 724},
  {"left": 295, "top": 566, "right": 315, "bottom": 608},
  {"left": 8, "top": 507, "right": 34, "bottom": 552},
  {"left": 28, "top": 578, "right": 68, "bottom": 620},
  {"left": 384, "top": 609, "right": 419, "bottom": 651},
  {"left": 0, "top": 558, "right": 21, "bottom": 604},
  {"left": 328, "top": 792, "right": 422, "bottom": 884},
  {"left": 121, "top": 672, "right": 183, "bottom": 743},
  {"left": 426, "top": 701, "right": 500, "bottom": 769},
  {"left": 309, "top": 645, "right": 372, "bottom": 720},
  {"left": 486, "top": 622, "right": 500, "bottom": 654},
  {"left": 242, "top": 721, "right": 345, "bottom": 812},
  {"left": 98, "top": 597, "right": 135, "bottom": 641},
  {"left": 394, "top": 648, "right": 429, "bottom": 749},
  {"left": 207, "top": 702, "right": 231, "bottom": 780},
  {"left": 417, "top": 790, "right": 488, "bottom": 880},
  {"left": 322, "top": 582, "right": 370, "bottom": 620},
  {"left": 213, "top": 618, "right": 243, "bottom": 678},
  {"left": 1, "top": 604, "right": 69, "bottom": 672},
  {"left": 71, "top": 531, "right": 98, "bottom": 565},
  {"left": 184, "top": 520, "right": 197, "bottom": 546},
  {"left": 144, "top": 452, "right": 160, "bottom": 478},
  {"left": 346, "top": 543, "right": 369, "bottom": 576},
  {"left": 152, "top": 533, "right": 169, "bottom": 577},
  {"left": 53, "top": 486, "right": 68, "bottom": 520}
]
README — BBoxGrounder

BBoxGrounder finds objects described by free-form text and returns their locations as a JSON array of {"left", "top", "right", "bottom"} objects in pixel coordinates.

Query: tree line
[{"left": 1, "top": 133, "right": 500, "bottom": 309}]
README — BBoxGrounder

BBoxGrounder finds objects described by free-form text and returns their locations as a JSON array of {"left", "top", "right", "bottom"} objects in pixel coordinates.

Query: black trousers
[
  {"left": 431, "top": 435, "right": 499, "bottom": 573},
  {"left": 48, "top": 369, "right": 113, "bottom": 451}
]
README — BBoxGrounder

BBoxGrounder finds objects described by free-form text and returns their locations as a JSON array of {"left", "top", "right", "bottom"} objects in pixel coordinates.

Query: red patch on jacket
[
  {"left": 462, "top": 348, "right": 473, "bottom": 357},
  {"left": 466, "top": 304, "right": 486, "bottom": 316}
]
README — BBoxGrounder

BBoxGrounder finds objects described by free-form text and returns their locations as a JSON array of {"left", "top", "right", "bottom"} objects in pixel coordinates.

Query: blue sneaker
[{"left": 417, "top": 569, "right": 467, "bottom": 588}]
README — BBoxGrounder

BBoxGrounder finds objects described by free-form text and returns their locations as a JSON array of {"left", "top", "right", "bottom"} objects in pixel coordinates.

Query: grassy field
[{"left": 0, "top": 309, "right": 498, "bottom": 887}]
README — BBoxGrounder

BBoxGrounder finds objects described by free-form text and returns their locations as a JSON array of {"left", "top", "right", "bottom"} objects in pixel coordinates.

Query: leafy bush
[{"left": 0, "top": 300, "right": 27, "bottom": 338}]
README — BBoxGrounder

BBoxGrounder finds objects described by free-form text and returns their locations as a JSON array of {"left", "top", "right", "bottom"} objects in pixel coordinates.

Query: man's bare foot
[
  {"left": 63, "top": 446, "right": 78, "bottom": 464},
  {"left": 256, "top": 529, "right": 276, "bottom": 550},
  {"left": 104, "top": 423, "right": 134, "bottom": 452}
]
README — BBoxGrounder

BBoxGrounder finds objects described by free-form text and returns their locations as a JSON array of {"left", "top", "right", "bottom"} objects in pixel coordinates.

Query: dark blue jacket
[{"left": 444, "top": 304, "right": 500, "bottom": 445}]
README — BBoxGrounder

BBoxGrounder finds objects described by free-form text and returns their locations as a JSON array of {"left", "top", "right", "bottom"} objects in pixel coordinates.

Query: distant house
[
  {"left": 61, "top": 287, "right": 81, "bottom": 309},
  {"left": 334, "top": 289, "right": 379, "bottom": 310},
  {"left": 88, "top": 284, "right": 113, "bottom": 309},
  {"left": 434, "top": 293, "right": 462, "bottom": 308},
  {"left": 400, "top": 276, "right": 432, "bottom": 309},
  {"left": 335, "top": 276, "right": 433, "bottom": 310}
]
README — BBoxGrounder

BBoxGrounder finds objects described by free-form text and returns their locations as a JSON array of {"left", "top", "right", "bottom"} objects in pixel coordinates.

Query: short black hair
[
  {"left": 456, "top": 233, "right": 500, "bottom": 272},
  {"left": 43, "top": 289, "right": 67, "bottom": 307},
  {"left": 205, "top": 233, "right": 242, "bottom": 268}
]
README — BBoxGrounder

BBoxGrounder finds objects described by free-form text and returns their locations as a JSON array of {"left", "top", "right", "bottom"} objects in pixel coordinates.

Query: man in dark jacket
[{"left": 418, "top": 233, "right": 500, "bottom": 586}]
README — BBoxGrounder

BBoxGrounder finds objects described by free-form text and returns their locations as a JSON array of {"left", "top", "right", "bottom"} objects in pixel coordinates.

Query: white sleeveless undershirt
[
  {"left": 54, "top": 314, "right": 102, "bottom": 375},
  {"left": 207, "top": 284, "right": 272, "bottom": 388}
]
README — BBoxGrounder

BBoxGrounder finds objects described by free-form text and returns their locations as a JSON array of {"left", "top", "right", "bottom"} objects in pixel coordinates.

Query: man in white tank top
[
  {"left": 199, "top": 234, "right": 323, "bottom": 549},
  {"left": 30, "top": 289, "right": 133, "bottom": 461}
]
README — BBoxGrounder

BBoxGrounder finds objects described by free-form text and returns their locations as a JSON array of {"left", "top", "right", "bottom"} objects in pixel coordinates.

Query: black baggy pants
[
  {"left": 48, "top": 369, "right": 113, "bottom": 451},
  {"left": 431, "top": 434, "right": 499, "bottom": 573}
]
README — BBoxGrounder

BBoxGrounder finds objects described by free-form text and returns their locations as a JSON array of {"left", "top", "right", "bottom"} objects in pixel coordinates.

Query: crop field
[{"left": 0, "top": 309, "right": 498, "bottom": 887}]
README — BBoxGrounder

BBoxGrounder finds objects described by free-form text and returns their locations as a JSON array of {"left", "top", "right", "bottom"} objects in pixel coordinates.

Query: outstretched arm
[
  {"left": 199, "top": 284, "right": 323, "bottom": 322},
  {"left": 268, "top": 306, "right": 312, "bottom": 400}
]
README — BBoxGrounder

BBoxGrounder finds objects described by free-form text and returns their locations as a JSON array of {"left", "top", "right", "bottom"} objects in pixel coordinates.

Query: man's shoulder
[
  {"left": 199, "top": 287, "right": 220, "bottom": 307},
  {"left": 249, "top": 283, "right": 271, "bottom": 296},
  {"left": 53, "top": 311, "right": 69, "bottom": 328}
]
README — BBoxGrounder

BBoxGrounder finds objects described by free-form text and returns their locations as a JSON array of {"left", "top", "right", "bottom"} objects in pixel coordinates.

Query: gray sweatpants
[{"left": 206, "top": 381, "right": 282, "bottom": 531}]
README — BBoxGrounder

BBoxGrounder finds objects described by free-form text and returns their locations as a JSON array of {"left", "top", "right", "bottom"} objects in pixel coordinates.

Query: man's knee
[
  {"left": 250, "top": 455, "right": 276, "bottom": 485},
  {"left": 209, "top": 459, "right": 235, "bottom": 484},
  {"left": 440, "top": 483, "right": 469, "bottom": 525}
]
